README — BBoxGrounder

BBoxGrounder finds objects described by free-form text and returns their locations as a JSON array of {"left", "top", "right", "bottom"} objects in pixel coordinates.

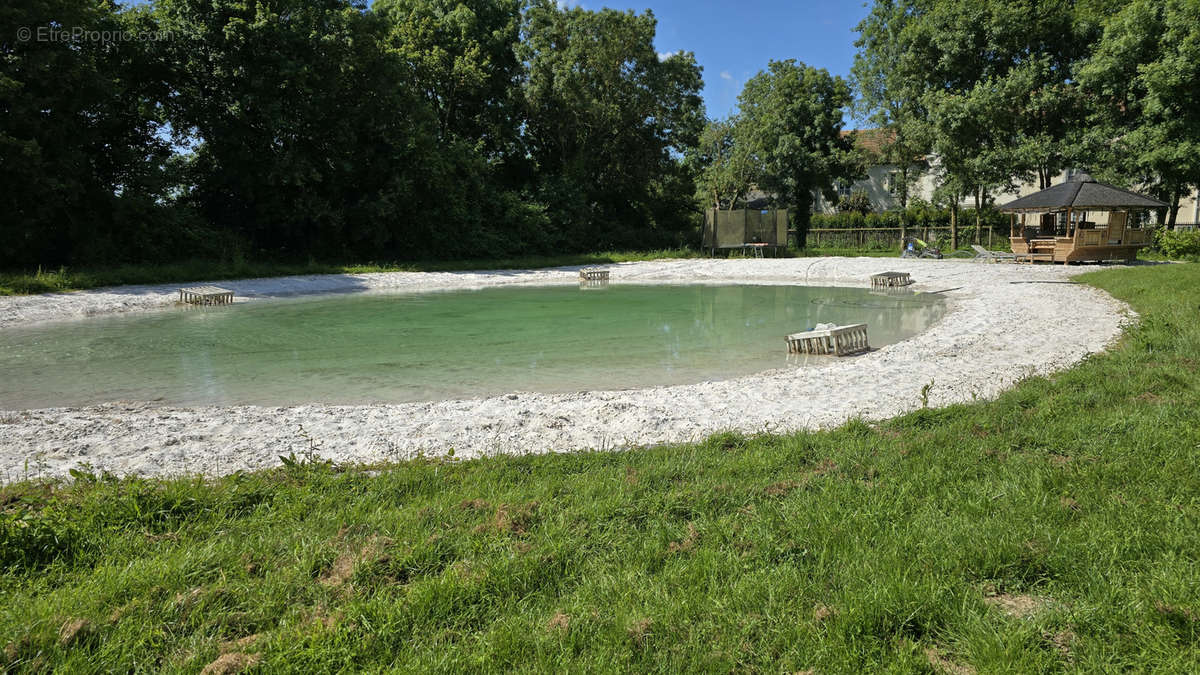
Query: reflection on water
[{"left": 0, "top": 284, "right": 945, "bottom": 409}]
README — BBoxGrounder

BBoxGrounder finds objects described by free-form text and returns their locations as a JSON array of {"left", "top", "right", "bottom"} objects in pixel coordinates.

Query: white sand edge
[{"left": 0, "top": 257, "right": 1133, "bottom": 481}]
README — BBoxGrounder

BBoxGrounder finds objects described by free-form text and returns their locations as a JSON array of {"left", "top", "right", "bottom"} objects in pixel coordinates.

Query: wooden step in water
[
  {"left": 579, "top": 267, "right": 610, "bottom": 282},
  {"left": 178, "top": 286, "right": 235, "bottom": 305},
  {"left": 786, "top": 323, "right": 869, "bottom": 356}
]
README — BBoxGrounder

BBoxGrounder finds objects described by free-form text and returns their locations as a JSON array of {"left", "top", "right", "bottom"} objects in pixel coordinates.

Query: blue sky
[{"left": 565, "top": 0, "right": 872, "bottom": 121}]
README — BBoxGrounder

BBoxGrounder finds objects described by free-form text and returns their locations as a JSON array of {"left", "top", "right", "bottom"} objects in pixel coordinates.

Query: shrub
[
  {"left": 1154, "top": 227, "right": 1200, "bottom": 259},
  {"left": 838, "top": 190, "right": 873, "bottom": 215}
]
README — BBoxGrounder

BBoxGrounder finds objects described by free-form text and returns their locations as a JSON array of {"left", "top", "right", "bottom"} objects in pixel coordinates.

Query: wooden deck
[{"left": 1010, "top": 227, "right": 1148, "bottom": 264}]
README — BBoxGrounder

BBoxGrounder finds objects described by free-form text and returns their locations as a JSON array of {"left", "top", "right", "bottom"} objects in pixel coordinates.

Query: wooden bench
[{"left": 786, "top": 324, "right": 870, "bottom": 356}]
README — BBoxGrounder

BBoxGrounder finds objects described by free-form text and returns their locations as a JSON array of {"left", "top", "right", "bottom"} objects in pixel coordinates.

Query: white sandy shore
[{"left": 0, "top": 257, "right": 1132, "bottom": 481}]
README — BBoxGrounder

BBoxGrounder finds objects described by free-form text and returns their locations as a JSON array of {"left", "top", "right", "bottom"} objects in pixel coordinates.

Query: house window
[
  {"left": 886, "top": 171, "right": 900, "bottom": 196},
  {"left": 836, "top": 181, "right": 852, "bottom": 198}
]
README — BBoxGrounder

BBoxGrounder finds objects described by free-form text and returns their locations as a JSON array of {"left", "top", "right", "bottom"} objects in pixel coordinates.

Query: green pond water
[{"left": 0, "top": 284, "right": 945, "bottom": 410}]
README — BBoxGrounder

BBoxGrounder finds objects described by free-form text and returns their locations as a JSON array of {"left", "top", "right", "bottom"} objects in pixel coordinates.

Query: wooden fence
[{"left": 799, "top": 225, "right": 1001, "bottom": 250}]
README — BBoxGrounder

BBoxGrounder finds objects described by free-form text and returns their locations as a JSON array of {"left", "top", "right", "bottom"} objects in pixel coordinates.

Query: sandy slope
[{"left": 0, "top": 257, "right": 1131, "bottom": 481}]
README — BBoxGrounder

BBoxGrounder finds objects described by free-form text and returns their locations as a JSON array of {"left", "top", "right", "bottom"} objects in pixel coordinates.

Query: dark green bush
[{"left": 1154, "top": 227, "right": 1200, "bottom": 259}]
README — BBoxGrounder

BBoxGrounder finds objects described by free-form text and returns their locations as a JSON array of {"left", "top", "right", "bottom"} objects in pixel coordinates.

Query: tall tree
[
  {"left": 692, "top": 117, "right": 757, "bottom": 211},
  {"left": 156, "top": 0, "right": 450, "bottom": 258},
  {"left": 854, "top": 0, "right": 1105, "bottom": 247},
  {"left": 852, "top": 0, "right": 929, "bottom": 209},
  {"left": 734, "top": 59, "right": 857, "bottom": 247},
  {"left": 1077, "top": 0, "right": 1200, "bottom": 226},
  {"left": 374, "top": 0, "right": 524, "bottom": 157},
  {"left": 521, "top": 2, "right": 705, "bottom": 250},
  {"left": 0, "top": 0, "right": 177, "bottom": 267}
]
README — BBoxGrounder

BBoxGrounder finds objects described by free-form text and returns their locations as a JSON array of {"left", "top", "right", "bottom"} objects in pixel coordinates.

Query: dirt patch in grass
[
  {"left": 812, "top": 604, "right": 837, "bottom": 624},
  {"left": 218, "top": 634, "right": 262, "bottom": 654},
  {"left": 1043, "top": 629, "right": 1074, "bottom": 660},
  {"left": 546, "top": 612, "right": 570, "bottom": 633},
  {"left": 320, "top": 535, "right": 391, "bottom": 589},
  {"left": 764, "top": 480, "right": 799, "bottom": 497},
  {"left": 475, "top": 502, "right": 540, "bottom": 535},
  {"left": 624, "top": 466, "right": 639, "bottom": 485},
  {"left": 459, "top": 498, "right": 490, "bottom": 511},
  {"left": 58, "top": 618, "right": 92, "bottom": 647},
  {"left": 200, "top": 652, "right": 260, "bottom": 675},
  {"left": 667, "top": 522, "right": 699, "bottom": 554},
  {"left": 984, "top": 593, "right": 1047, "bottom": 619},
  {"left": 924, "top": 646, "right": 976, "bottom": 675},
  {"left": 628, "top": 618, "right": 653, "bottom": 646},
  {"left": 810, "top": 458, "right": 838, "bottom": 477}
]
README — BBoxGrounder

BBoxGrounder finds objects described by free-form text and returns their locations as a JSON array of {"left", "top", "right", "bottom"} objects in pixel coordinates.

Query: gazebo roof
[{"left": 998, "top": 173, "right": 1168, "bottom": 213}]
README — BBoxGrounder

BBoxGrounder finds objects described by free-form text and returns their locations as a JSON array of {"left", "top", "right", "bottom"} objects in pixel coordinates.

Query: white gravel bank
[{"left": 0, "top": 257, "right": 1132, "bottom": 481}]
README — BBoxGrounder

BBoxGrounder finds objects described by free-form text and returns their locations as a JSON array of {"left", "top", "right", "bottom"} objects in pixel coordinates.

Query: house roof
[
  {"left": 998, "top": 173, "right": 1168, "bottom": 212},
  {"left": 841, "top": 128, "right": 927, "bottom": 163},
  {"left": 841, "top": 128, "right": 895, "bottom": 158}
]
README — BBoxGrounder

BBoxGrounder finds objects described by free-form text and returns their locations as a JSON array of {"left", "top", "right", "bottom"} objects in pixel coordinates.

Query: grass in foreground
[{"left": 2, "top": 264, "right": 1199, "bottom": 672}]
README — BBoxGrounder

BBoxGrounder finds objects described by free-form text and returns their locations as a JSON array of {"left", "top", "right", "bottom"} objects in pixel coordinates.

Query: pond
[{"left": 0, "top": 284, "right": 946, "bottom": 409}]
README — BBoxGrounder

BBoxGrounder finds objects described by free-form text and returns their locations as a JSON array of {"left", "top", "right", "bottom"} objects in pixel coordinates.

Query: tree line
[
  {"left": 2, "top": 0, "right": 1198, "bottom": 269},
  {"left": 2, "top": 0, "right": 708, "bottom": 268},
  {"left": 848, "top": 0, "right": 1200, "bottom": 248}
]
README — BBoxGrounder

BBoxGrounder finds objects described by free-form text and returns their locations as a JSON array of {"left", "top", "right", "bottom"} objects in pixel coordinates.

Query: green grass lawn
[{"left": 2, "top": 264, "right": 1199, "bottom": 672}]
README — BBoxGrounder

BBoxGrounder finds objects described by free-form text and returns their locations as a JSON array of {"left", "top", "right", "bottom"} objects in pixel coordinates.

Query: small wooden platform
[
  {"left": 786, "top": 323, "right": 870, "bottom": 356},
  {"left": 579, "top": 267, "right": 610, "bottom": 282},
  {"left": 178, "top": 286, "right": 234, "bottom": 305},
  {"left": 870, "top": 271, "right": 912, "bottom": 288}
]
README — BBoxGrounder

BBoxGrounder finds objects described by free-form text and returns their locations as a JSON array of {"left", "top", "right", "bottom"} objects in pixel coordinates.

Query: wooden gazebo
[{"left": 998, "top": 173, "right": 1167, "bottom": 264}]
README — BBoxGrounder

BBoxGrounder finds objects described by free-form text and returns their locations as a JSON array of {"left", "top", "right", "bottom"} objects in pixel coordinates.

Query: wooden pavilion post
[{"left": 1070, "top": 206, "right": 1080, "bottom": 264}]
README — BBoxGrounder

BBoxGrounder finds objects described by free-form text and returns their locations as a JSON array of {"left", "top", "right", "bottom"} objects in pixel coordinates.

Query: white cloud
[
  {"left": 657, "top": 50, "right": 682, "bottom": 61},
  {"left": 720, "top": 71, "right": 733, "bottom": 80}
]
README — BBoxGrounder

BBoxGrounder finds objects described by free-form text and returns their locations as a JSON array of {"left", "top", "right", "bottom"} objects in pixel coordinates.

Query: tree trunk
[
  {"left": 950, "top": 200, "right": 959, "bottom": 251},
  {"left": 1168, "top": 189, "right": 1181, "bottom": 227},
  {"left": 794, "top": 193, "right": 813, "bottom": 249},
  {"left": 973, "top": 188, "right": 982, "bottom": 244}
]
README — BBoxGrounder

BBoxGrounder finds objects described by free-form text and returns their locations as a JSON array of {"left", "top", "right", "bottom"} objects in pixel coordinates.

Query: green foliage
[
  {"left": 838, "top": 190, "right": 873, "bottom": 215},
  {"left": 1, "top": 265, "right": 1200, "bottom": 671},
  {"left": 692, "top": 117, "right": 758, "bottom": 210},
  {"left": 0, "top": 0, "right": 705, "bottom": 270},
  {"left": 1076, "top": 0, "right": 1200, "bottom": 224},
  {"left": 734, "top": 60, "right": 859, "bottom": 246},
  {"left": 810, "top": 206, "right": 1005, "bottom": 231},
  {"left": 1154, "top": 228, "right": 1200, "bottom": 260},
  {"left": 521, "top": 3, "right": 706, "bottom": 251},
  {"left": 0, "top": 0, "right": 189, "bottom": 266}
]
